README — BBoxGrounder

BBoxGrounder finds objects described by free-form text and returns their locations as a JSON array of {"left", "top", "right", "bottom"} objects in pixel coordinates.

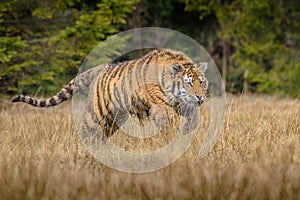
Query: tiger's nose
[{"left": 195, "top": 95, "right": 206, "bottom": 105}]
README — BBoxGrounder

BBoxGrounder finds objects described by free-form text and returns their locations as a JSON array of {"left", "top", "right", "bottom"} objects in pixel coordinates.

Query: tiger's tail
[
  {"left": 11, "top": 65, "right": 102, "bottom": 107},
  {"left": 11, "top": 80, "right": 75, "bottom": 107}
]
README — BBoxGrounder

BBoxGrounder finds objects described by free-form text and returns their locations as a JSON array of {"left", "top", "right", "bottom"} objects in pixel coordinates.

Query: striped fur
[{"left": 11, "top": 49, "right": 208, "bottom": 138}]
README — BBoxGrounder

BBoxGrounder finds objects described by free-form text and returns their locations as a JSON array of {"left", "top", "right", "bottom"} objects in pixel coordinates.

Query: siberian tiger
[{"left": 11, "top": 49, "right": 208, "bottom": 139}]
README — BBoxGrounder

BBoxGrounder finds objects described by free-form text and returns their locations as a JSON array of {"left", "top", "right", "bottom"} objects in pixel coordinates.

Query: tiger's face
[{"left": 169, "top": 62, "right": 208, "bottom": 106}]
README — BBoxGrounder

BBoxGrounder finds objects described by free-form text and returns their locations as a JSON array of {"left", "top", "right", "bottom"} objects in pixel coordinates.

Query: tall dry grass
[{"left": 0, "top": 94, "right": 299, "bottom": 199}]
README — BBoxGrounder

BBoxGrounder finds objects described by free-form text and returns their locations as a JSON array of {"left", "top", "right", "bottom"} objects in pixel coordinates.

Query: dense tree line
[{"left": 0, "top": 0, "right": 299, "bottom": 97}]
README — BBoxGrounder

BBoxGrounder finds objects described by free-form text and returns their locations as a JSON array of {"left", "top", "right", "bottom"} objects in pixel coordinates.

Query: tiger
[{"left": 11, "top": 49, "right": 209, "bottom": 139}]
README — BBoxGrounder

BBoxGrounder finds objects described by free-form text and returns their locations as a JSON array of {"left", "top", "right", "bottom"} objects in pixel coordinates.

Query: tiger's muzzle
[{"left": 195, "top": 95, "right": 206, "bottom": 105}]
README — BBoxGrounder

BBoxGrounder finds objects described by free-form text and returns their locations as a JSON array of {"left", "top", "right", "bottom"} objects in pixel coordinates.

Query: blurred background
[{"left": 0, "top": 0, "right": 299, "bottom": 97}]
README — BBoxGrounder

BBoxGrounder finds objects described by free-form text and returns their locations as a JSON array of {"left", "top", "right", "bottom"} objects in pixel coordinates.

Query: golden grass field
[{"left": 0, "top": 94, "right": 299, "bottom": 199}]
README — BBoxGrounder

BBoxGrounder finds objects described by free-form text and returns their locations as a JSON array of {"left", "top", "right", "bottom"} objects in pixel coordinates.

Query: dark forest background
[{"left": 0, "top": 0, "right": 299, "bottom": 97}]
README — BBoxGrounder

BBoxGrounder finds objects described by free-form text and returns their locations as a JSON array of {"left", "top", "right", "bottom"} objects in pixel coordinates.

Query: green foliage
[
  {"left": 51, "top": 0, "right": 138, "bottom": 65},
  {"left": 32, "top": 0, "right": 77, "bottom": 19},
  {"left": 0, "top": 36, "right": 27, "bottom": 63},
  {"left": 0, "top": 0, "right": 139, "bottom": 96},
  {"left": 185, "top": 0, "right": 300, "bottom": 97},
  {"left": 185, "top": 0, "right": 218, "bottom": 19}
]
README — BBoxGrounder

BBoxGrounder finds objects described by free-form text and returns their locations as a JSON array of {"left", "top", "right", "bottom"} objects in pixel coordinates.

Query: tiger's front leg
[
  {"left": 149, "top": 104, "right": 178, "bottom": 134},
  {"left": 182, "top": 109, "right": 199, "bottom": 134}
]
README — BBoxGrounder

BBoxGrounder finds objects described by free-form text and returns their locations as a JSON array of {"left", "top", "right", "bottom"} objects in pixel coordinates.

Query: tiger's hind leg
[
  {"left": 101, "top": 110, "right": 128, "bottom": 137},
  {"left": 79, "top": 106, "right": 107, "bottom": 145}
]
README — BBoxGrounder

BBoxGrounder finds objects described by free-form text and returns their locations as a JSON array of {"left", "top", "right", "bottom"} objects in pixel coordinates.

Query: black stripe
[
  {"left": 134, "top": 70, "right": 142, "bottom": 103},
  {"left": 134, "top": 59, "right": 145, "bottom": 91},
  {"left": 124, "top": 62, "right": 135, "bottom": 106},
  {"left": 64, "top": 84, "right": 73, "bottom": 95},
  {"left": 115, "top": 62, "right": 128, "bottom": 81},
  {"left": 101, "top": 68, "right": 113, "bottom": 95},
  {"left": 142, "top": 62, "right": 150, "bottom": 88},
  {"left": 58, "top": 92, "right": 68, "bottom": 100},
  {"left": 106, "top": 63, "right": 122, "bottom": 86},
  {"left": 143, "top": 50, "right": 155, "bottom": 61},
  {"left": 119, "top": 65, "right": 131, "bottom": 109},
  {"left": 127, "top": 66, "right": 133, "bottom": 95},
  {"left": 96, "top": 76, "right": 104, "bottom": 117},
  {"left": 176, "top": 81, "right": 181, "bottom": 91},
  {"left": 104, "top": 69, "right": 112, "bottom": 87},
  {"left": 99, "top": 70, "right": 111, "bottom": 109},
  {"left": 144, "top": 53, "right": 156, "bottom": 65},
  {"left": 106, "top": 63, "right": 127, "bottom": 103},
  {"left": 106, "top": 109, "right": 116, "bottom": 136},
  {"left": 171, "top": 82, "right": 176, "bottom": 93},
  {"left": 11, "top": 95, "right": 20, "bottom": 102},
  {"left": 99, "top": 71, "right": 107, "bottom": 94},
  {"left": 40, "top": 101, "right": 46, "bottom": 107},
  {"left": 49, "top": 98, "right": 57, "bottom": 106},
  {"left": 161, "top": 67, "right": 166, "bottom": 88},
  {"left": 138, "top": 95, "right": 150, "bottom": 110},
  {"left": 156, "top": 88, "right": 166, "bottom": 103},
  {"left": 121, "top": 76, "right": 129, "bottom": 108},
  {"left": 113, "top": 85, "right": 123, "bottom": 109},
  {"left": 106, "top": 83, "right": 113, "bottom": 104}
]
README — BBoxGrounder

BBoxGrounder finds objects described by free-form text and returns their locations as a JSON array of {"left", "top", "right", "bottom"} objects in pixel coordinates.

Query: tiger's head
[{"left": 168, "top": 62, "right": 208, "bottom": 106}]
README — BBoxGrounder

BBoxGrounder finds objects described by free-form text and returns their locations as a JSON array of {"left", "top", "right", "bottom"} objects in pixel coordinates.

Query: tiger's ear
[
  {"left": 197, "top": 62, "right": 208, "bottom": 73},
  {"left": 170, "top": 64, "right": 185, "bottom": 78}
]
